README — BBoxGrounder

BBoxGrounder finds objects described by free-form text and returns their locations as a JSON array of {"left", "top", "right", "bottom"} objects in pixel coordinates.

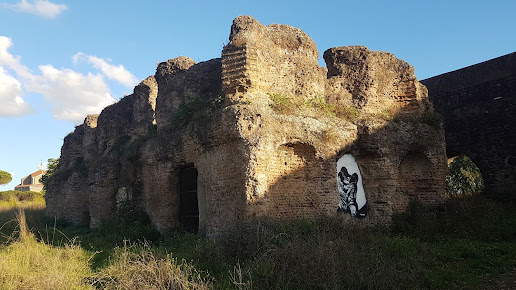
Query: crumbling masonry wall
[
  {"left": 46, "top": 16, "right": 448, "bottom": 237},
  {"left": 422, "top": 53, "right": 516, "bottom": 196}
]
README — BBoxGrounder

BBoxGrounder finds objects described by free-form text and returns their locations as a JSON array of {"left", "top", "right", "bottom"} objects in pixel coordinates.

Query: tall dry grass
[
  {"left": 95, "top": 243, "right": 212, "bottom": 290},
  {"left": 0, "top": 209, "right": 94, "bottom": 290},
  {"left": 0, "top": 209, "right": 212, "bottom": 290}
]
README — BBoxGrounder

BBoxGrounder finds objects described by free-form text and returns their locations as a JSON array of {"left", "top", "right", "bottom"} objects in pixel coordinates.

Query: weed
[
  {"left": 173, "top": 95, "right": 225, "bottom": 128},
  {"left": 0, "top": 210, "right": 94, "bottom": 290},
  {"left": 94, "top": 243, "right": 212, "bottom": 290},
  {"left": 268, "top": 93, "right": 360, "bottom": 122}
]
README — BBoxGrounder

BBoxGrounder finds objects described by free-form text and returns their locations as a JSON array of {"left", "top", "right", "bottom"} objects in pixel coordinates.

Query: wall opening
[
  {"left": 399, "top": 152, "right": 434, "bottom": 200},
  {"left": 446, "top": 155, "right": 484, "bottom": 196},
  {"left": 178, "top": 166, "right": 199, "bottom": 233}
]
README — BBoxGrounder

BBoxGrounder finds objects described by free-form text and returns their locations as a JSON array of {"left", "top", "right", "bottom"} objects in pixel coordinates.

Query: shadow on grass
[{"left": 1, "top": 194, "right": 515, "bottom": 289}]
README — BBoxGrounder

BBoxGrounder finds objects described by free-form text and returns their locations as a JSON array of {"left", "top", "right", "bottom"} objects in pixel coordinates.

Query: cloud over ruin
[
  {"left": 0, "top": 36, "right": 136, "bottom": 123},
  {"left": 0, "top": 67, "right": 31, "bottom": 116}
]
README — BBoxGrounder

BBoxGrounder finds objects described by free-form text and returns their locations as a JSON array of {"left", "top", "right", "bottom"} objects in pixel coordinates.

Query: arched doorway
[{"left": 178, "top": 166, "right": 199, "bottom": 232}]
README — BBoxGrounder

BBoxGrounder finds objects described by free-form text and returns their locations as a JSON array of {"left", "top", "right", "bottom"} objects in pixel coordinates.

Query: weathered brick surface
[
  {"left": 45, "top": 114, "right": 98, "bottom": 226},
  {"left": 422, "top": 53, "right": 516, "bottom": 195},
  {"left": 46, "top": 16, "right": 447, "bottom": 237}
]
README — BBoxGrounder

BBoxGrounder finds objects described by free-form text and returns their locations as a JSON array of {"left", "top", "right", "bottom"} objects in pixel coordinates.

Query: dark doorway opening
[{"left": 178, "top": 166, "right": 199, "bottom": 233}]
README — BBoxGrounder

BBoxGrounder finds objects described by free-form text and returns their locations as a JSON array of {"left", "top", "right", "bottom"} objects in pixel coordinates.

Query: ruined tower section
[
  {"left": 221, "top": 16, "right": 344, "bottom": 220},
  {"left": 88, "top": 77, "right": 158, "bottom": 228},
  {"left": 324, "top": 46, "right": 431, "bottom": 115},
  {"left": 46, "top": 77, "right": 159, "bottom": 228},
  {"left": 222, "top": 16, "right": 326, "bottom": 99},
  {"left": 148, "top": 55, "right": 249, "bottom": 236},
  {"left": 323, "top": 46, "right": 447, "bottom": 217},
  {"left": 46, "top": 114, "right": 98, "bottom": 226}
]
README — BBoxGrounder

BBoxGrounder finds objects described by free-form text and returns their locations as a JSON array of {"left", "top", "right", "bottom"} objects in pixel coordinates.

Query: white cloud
[
  {"left": 28, "top": 65, "right": 116, "bottom": 122},
  {"left": 0, "top": 36, "right": 31, "bottom": 78},
  {"left": 1, "top": 0, "right": 67, "bottom": 19},
  {"left": 0, "top": 35, "right": 124, "bottom": 123},
  {"left": 73, "top": 52, "right": 138, "bottom": 87},
  {"left": 0, "top": 66, "right": 31, "bottom": 116}
]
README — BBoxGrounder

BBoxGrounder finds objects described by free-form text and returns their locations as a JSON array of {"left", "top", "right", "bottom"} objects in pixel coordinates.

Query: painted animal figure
[{"left": 337, "top": 166, "right": 359, "bottom": 216}]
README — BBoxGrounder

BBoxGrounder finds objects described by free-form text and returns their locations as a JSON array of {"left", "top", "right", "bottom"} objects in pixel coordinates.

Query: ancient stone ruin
[{"left": 46, "top": 16, "right": 447, "bottom": 237}]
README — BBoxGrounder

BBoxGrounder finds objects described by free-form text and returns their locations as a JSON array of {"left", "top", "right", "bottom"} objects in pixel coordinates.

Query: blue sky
[{"left": 0, "top": 0, "right": 515, "bottom": 190}]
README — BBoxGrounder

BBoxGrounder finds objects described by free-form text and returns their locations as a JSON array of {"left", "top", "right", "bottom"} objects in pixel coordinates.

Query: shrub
[
  {"left": 0, "top": 190, "right": 45, "bottom": 209},
  {"left": 173, "top": 95, "right": 225, "bottom": 127},
  {"left": 41, "top": 158, "right": 59, "bottom": 192},
  {"left": 446, "top": 155, "right": 484, "bottom": 196},
  {"left": 95, "top": 243, "right": 212, "bottom": 290},
  {"left": 0, "top": 170, "right": 12, "bottom": 185}
]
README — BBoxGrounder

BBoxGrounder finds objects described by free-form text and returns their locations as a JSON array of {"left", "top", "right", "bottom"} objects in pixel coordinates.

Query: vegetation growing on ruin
[
  {"left": 173, "top": 95, "right": 225, "bottom": 127},
  {"left": 0, "top": 194, "right": 515, "bottom": 289},
  {"left": 420, "top": 111, "right": 444, "bottom": 128},
  {"left": 268, "top": 93, "right": 360, "bottom": 122},
  {"left": 364, "top": 105, "right": 443, "bottom": 129}
]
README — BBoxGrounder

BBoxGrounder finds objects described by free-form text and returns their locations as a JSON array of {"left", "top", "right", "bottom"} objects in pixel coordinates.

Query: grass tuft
[
  {"left": 268, "top": 93, "right": 360, "bottom": 122},
  {"left": 95, "top": 242, "right": 212, "bottom": 290},
  {"left": 0, "top": 209, "right": 93, "bottom": 290}
]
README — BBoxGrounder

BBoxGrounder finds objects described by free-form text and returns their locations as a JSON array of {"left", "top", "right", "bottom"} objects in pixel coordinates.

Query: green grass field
[{"left": 0, "top": 193, "right": 515, "bottom": 289}]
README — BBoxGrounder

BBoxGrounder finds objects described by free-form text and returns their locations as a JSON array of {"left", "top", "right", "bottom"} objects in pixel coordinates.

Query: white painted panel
[{"left": 336, "top": 154, "right": 367, "bottom": 217}]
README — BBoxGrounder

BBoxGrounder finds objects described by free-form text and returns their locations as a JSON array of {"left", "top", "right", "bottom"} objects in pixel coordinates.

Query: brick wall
[{"left": 422, "top": 52, "right": 516, "bottom": 195}]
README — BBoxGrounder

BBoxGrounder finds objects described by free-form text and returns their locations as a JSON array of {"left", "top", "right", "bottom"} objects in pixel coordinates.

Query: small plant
[
  {"left": 420, "top": 111, "right": 443, "bottom": 128},
  {"left": 269, "top": 93, "right": 298, "bottom": 114},
  {"left": 230, "top": 263, "right": 253, "bottom": 290},
  {"left": 268, "top": 93, "right": 360, "bottom": 122},
  {"left": 330, "top": 102, "right": 360, "bottom": 121},
  {"left": 173, "top": 95, "right": 226, "bottom": 127}
]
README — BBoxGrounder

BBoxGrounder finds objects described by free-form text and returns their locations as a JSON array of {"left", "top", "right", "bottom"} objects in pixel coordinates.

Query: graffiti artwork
[{"left": 337, "top": 154, "right": 367, "bottom": 217}]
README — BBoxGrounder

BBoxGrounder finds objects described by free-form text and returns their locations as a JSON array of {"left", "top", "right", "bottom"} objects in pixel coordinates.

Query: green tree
[
  {"left": 41, "top": 158, "right": 60, "bottom": 191},
  {"left": 446, "top": 155, "right": 484, "bottom": 196},
  {"left": 0, "top": 170, "right": 12, "bottom": 185}
]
